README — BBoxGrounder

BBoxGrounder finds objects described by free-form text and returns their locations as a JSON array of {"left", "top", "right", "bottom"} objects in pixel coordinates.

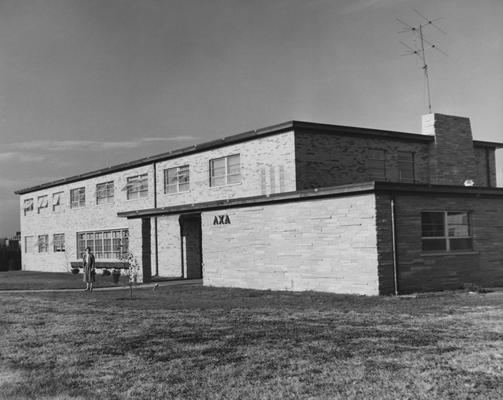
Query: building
[{"left": 15, "top": 113, "right": 503, "bottom": 294}]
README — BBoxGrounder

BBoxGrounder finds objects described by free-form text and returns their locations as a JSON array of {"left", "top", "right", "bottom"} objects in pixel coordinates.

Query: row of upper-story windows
[
  {"left": 22, "top": 154, "right": 243, "bottom": 215},
  {"left": 368, "top": 150, "right": 415, "bottom": 183}
]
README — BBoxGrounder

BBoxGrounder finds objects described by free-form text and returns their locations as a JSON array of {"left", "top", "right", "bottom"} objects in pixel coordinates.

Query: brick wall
[
  {"left": 423, "top": 113, "right": 478, "bottom": 185},
  {"left": 201, "top": 194, "right": 380, "bottom": 295},
  {"left": 294, "top": 130, "right": 430, "bottom": 189},
  {"left": 379, "top": 193, "right": 503, "bottom": 293},
  {"left": 474, "top": 146, "right": 497, "bottom": 187}
]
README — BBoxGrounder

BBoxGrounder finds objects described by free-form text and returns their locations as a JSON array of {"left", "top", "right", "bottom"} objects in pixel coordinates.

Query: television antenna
[{"left": 397, "top": 9, "right": 447, "bottom": 114}]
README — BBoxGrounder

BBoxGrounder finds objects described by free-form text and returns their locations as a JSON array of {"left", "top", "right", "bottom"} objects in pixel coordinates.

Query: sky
[{"left": 0, "top": 0, "right": 502, "bottom": 237}]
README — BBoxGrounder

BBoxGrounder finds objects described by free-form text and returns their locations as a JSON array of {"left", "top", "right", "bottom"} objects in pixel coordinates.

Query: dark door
[{"left": 179, "top": 213, "right": 202, "bottom": 279}]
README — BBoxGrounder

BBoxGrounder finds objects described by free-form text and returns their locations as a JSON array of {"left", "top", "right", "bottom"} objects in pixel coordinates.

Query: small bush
[{"left": 102, "top": 269, "right": 111, "bottom": 276}]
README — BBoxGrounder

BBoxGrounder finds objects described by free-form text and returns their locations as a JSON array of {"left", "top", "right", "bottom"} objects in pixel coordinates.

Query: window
[
  {"left": 52, "top": 192, "right": 63, "bottom": 212},
  {"left": 210, "top": 154, "right": 241, "bottom": 187},
  {"left": 24, "top": 236, "right": 34, "bottom": 253},
  {"left": 398, "top": 151, "right": 415, "bottom": 183},
  {"left": 76, "top": 229, "right": 128, "bottom": 259},
  {"left": 421, "top": 211, "right": 472, "bottom": 252},
  {"left": 53, "top": 234, "right": 65, "bottom": 252},
  {"left": 38, "top": 235, "right": 49, "bottom": 253},
  {"left": 368, "top": 149, "right": 386, "bottom": 180},
  {"left": 164, "top": 165, "right": 190, "bottom": 194},
  {"left": 126, "top": 174, "right": 148, "bottom": 200},
  {"left": 37, "top": 195, "right": 49, "bottom": 213},
  {"left": 23, "top": 198, "right": 34, "bottom": 216},
  {"left": 96, "top": 181, "right": 114, "bottom": 205},
  {"left": 70, "top": 187, "right": 86, "bottom": 208}
]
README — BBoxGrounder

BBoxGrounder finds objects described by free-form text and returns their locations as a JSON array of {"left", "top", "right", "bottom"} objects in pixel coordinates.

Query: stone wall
[
  {"left": 201, "top": 194, "right": 380, "bottom": 295},
  {"left": 20, "top": 164, "right": 154, "bottom": 272}
]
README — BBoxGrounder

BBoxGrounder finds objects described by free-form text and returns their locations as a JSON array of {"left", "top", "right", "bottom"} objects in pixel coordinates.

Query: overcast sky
[{"left": 0, "top": 0, "right": 502, "bottom": 236}]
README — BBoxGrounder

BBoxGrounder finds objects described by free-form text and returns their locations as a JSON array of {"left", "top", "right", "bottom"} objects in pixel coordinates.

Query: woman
[{"left": 83, "top": 247, "right": 96, "bottom": 292}]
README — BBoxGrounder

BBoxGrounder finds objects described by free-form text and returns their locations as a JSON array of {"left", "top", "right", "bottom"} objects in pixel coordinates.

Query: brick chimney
[{"left": 422, "top": 113, "right": 477, "bottom": 186}]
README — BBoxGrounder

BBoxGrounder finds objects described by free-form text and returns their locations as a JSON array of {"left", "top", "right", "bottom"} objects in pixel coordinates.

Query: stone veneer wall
[
  {"left": 294, "top": 130, "right": 430, "bottom": 190},
  {"left": 201, "top": 194, "right": 380, "bottom": 295},
  {"left": 379, "top": 193, "right": 503, "bottom": 293},
  {"left": 20, "top": 164, "right": 154, "bottom": 273}
]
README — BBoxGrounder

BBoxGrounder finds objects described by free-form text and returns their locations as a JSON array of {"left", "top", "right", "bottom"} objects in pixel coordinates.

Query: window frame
[
  {"left": 367, "top": 149, "right": 386, "bottom": 181},
  {"left": 398, "top": 151, "right": 415, "bottom": 183},
  {"left": 23, "top": 198, "right": 34, "bottom": 216},
  {"left": 38, "top": 234, "right": 49, "bottom": 253},
  {"left": 421, "top": 211, "right": 473, "bottom": 252},
  {"left": 24, "top": 236, "right": 34, "bottom": 253},
  {"left": 37, "top": 195, "right": 49, "bottom": 214},
  {"left": 164, "top": 165, "right": 190, "bottom": 194},
  {"left": 70, "top": 187, "right": 86, "bottom": 208},
  {"left": 76, "top": 229, "right": 129, "bottom": 259},
  {"left": 96, "top": 181, "right": 114, "bottom": 205},
  {"left": 53, "top": 233, "right": 65, "bottom": 252},
  {"left": 209, "top": 154, "right": 241, "bottom": 187},
  {"left": 52, "top": 192, "right": 63, "bottom": 212},
  {"left": 126, "top": 174, "right": 148, "bottom": 200}
]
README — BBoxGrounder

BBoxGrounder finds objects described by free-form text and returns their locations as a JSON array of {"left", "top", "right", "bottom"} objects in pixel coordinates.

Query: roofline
[
  {"left": 14, "top": 119, "right": 503, "bottom": 195},
  {"left": 117, "top": 181, "right": 503, "bottom": 219},
  {"left": 473, "top": 140, "right": 503, "bottom": 148}
]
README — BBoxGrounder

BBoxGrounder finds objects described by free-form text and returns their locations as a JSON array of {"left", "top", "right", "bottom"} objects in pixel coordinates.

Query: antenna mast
[{"left": 397, "top": 9, "right": 447, "bottom": 114}]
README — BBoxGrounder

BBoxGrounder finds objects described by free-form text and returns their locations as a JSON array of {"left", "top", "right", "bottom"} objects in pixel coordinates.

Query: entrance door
[{"left": 179, "top": 213, "right": 202, "bottom": 279}]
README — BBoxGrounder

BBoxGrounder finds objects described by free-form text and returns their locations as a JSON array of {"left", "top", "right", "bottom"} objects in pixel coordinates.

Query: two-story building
[{"left": 15, "top": 113, "right": 503, "bottom": 294}]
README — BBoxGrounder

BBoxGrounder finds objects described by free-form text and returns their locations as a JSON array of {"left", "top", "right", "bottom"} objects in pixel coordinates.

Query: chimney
[{"left": 422, "top": 113, "right": 477, "bottom": 186}]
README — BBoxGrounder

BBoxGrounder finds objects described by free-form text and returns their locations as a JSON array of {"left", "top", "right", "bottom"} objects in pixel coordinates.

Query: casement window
[
  {"left": 24, "top": 236, "right": 34, "bottom": 253},
  {"left": 398, "top": 151, "right": 415, "bottom": 183},
  {"left": 368, "top": 149, "right": 386, "bottom": 180},
  {"left": 164, "top": 165, "right": 190, "bottom": 194},
  {"left": 53, "top": 234, "right": 65, "bottom": 252},
  {"left": 38, "top": 235, "right": 49, "bottom": 253},
  {"left": 52, "top": 192, "right": 63, "bottom": 212},
  {"left": 126, "top": 174, "right": 148, "bottom": 200},
  {"left": 209, "top": 154, "right": 241, "bottom": 187},
  {"left": 70, "top": 187, "right": 86, "bottom": 208},
  {"left": 76, "top": 229, "right": 128, "bottom": 259},
  {"left": 421, "top": 211, "right": 473, "bottom": 252},
  {"left": 37, "top": 195, "right": 49, "bottom": 213},
  {"left": 96, "top": 181, "right": 114, "bottom": 205},
  {"left": 23, "top": 198, "right": 34, "bottom": 216}
]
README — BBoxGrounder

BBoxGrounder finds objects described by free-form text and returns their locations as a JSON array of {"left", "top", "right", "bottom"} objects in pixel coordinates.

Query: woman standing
[{"left": 83, "top": 247, "right": 96, "bottom": 292}]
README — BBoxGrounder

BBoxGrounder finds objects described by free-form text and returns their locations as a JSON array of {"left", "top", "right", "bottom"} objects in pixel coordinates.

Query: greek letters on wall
[{"left": 213, "top": 215, "right": 231, "bottom": 225}]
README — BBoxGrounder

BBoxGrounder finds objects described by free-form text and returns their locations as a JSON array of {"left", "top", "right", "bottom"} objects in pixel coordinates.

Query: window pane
[
  {"left": 447, "top": 212, "right": 470, "bottom": 237},
  {"left": 422, "top": 239, "right": 446, "bottom": 251},
  {"left": 449, "top": 238, "right": 473, "bottom": 251},
  {"left": 398, "top": 151, "right": 414, "bottom": 182},
  {"left": 421, "top": 212, "right": 445, "bottom": 237},
  {"left": 211, "top": 159, "right": 226, "bottom": 177},
  {"left": 227, "top": 174, "right": 241, "bottom": 184}
]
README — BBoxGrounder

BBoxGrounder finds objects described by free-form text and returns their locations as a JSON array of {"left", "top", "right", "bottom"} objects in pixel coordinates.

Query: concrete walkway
[{"left": 0, "top": 279, "right": 203, "bottom": 293}]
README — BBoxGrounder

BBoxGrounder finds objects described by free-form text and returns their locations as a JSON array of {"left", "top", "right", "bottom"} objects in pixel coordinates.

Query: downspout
[
  {"left": 390, "top": 195, "right": 399, "bottom": 296},
  {"left": 153, "top": 162, "right": 159, "bottom": 277}
]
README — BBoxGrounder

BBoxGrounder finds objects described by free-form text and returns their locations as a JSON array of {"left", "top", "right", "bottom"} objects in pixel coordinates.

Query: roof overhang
[{"left": 118, "top": 182, "right": 503, "bottom": 219}]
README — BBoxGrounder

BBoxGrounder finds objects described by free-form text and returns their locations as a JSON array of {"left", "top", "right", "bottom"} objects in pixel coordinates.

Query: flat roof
[
  {"left": 15, "top": 120, "right": 503, "bottom": 195},
  {"left": 118, "top": 181, "right": 503, "bottom": 219}
]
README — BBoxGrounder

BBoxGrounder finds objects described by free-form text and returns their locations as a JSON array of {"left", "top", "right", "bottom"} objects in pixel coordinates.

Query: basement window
[{"left": 421, "top": 211, "right": 473, "bottom": 252}]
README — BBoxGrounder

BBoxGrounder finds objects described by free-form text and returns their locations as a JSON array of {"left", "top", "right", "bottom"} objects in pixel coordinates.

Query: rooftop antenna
[{"left": 397, "top": 9, "right": 447, "bottom": 114}]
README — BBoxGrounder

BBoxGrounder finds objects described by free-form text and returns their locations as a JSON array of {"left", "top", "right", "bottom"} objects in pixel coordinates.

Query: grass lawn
[
  {"left": 0, "top": 271, "right": 130, "bottom": 290},
  {"left": 0, "top": 286, "right": 502, "bottom": 400}
]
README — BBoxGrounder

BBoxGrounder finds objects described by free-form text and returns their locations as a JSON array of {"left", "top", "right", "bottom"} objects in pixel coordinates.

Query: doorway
[{"left": 179, "top": 213, "right": 202, "bottom": 279}]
